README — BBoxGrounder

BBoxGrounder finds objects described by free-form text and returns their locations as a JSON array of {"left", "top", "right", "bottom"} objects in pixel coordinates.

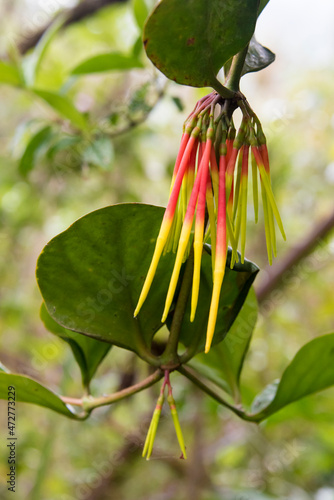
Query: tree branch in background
[
  {"left": 18, "top": 0, "right": 127, "bottom": 54},
  {"left": 256, "top": 208, "right": 334, "bottom": 303}
]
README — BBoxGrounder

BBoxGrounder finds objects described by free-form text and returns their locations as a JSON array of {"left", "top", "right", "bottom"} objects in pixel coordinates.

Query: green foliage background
[{"left": 0, "top": 0, "right": 334, "bottom": 499}]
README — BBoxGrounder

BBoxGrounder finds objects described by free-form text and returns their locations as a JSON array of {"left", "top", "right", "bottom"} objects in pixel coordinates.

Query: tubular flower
[
  {"left": 134, "top": 92, "right": 286, "bottom": 353},
  {"left": 142, "top": 371, "right": 187, "bottom": 460}
]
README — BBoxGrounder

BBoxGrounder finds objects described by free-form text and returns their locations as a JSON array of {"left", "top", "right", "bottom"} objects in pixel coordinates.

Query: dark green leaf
[
  {"left": 40, "top": 303, "right": 111, "bottom": 388},
  {"left": 83, "top": 137, "right": 114, "bottom": 170},
  {"left": 241, "top": 36, "right": 275, "bottom": 76},
  {"left": 37, "top": 205, "right": 259, "bottom": 362},
  {"left": 18, "top": 125, "right": 53, "bottom": 176},
  {"left": 70, "top": 52, "right": 143, "bottom": 75},
  {"left": 132, "top": 0, "right": 149, "bottom": 30},
  {"left": 250, "top": 333, "right": 334, "bottom": 421},
  {"left": 37, "top": 204, "right": 175, "bottom": 360},
  {"left": 188, "top": 288, "right": 258, "bottom": 397},
  {"left": 171, "top": 96, "right": 184, "bottom": 112},
  {"left": 177, "top": 249, "right": 259, "bottom": 355},
  {"left": 0, "top": 373, "right": 83, "bottom": 419},
  {"left": 32, "top": 90, "right": 88, "bottom": 130},
  {"left": 143, "top": 0, "right": 259, "bottom": 87},
  {"left": 0, "top": 60, "right": 22, "bottom": 86},
  {"left": 22, "top": 15, "right": 65, "bottom": 86}
]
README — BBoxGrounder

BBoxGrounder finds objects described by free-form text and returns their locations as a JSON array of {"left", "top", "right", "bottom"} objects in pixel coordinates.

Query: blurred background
[{"left": 0, "top": 0, "right": 334, "bottom": 499}]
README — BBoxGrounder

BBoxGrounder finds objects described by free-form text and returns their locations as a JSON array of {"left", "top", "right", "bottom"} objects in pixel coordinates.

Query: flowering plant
[{"left": 1, "top": 0, "right": 334, "bottom": 465}]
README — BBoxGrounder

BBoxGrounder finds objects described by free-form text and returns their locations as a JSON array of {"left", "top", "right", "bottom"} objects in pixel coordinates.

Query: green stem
[
  {"left": 224, "top": 44, "right": 249, "bottom": 93},
  {"left": 211, "top": 78, "right": 236, "bottom": 99},
  {"left": 160, "top": 249, "right": 195, "bottom": 366},
  {"left": 62, "top": 369, "right": 164, "bottom": 412},
  {"left": 178, "top": 365, "right": 256, "bottom": 422}
]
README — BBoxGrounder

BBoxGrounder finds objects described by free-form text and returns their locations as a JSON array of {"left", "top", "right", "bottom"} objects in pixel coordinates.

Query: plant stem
[
  {"left": 224, "top": 44, "right": 249, "bottom": 93},
  {"left": 211, "top": 78, "right": 236, "bottom": 99},
  {"left": 61, "top": 369, "right": 164, "bottom": 412},
  {"left": 178, "top": 365, "right": 257, "bottom": 422},
  {"left": 160, "top": 249, "right": 195, "bottom": 366}
]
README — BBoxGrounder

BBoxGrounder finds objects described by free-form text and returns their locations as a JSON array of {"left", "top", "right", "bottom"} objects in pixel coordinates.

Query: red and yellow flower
[{"left": 134, "top": 92, "right": 285, "bottom": 353}]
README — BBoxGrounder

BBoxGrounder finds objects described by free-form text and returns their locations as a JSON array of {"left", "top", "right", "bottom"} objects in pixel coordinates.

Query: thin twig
[{"left": 256, "top": 208, "right": 334, "bottom": 303}]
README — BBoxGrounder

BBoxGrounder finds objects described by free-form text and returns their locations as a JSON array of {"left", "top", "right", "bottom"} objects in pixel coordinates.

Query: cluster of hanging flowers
[{"left": 134, "top": 91, "right": 285, "bottom": 353}]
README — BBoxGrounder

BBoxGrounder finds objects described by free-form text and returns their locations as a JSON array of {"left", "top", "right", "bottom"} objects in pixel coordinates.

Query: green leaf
[
  {"left": 143, "top": 0, "right": 259, "bottom": 87},
  {"left": 188, "top": 288, "right": 258, "bottom": 397},
  {"left": 0, "top": 373, "right": 83, "bottom": 419},
  {"left": 40, "top": 303, "right": 111, "bottom": 389},
  {"left": 0, "top": 60, "right": 22, "bottom": 86},
  {"left": 37, "top": 204, "right": 259, "bottom": 362},
  {"left": 83, "top": 136, "right": 114, "bottom": 170},
  {"left": 22, "top": 15, "right": 65, "bottom": 87},
  {"left": 250, "top": 333, "right": 334, "bottom": 421},
  {"left": 132, "top": 0, "right": 149, "bottom": 30},
  {"left": 241, "top": 36, "right": 275, "bottom": 76},
  {"left": 18, "top": 125, "right": 53, "bottom": 176},
  {"left": 45, "top": 135, "right": 81, "bottom": 159},
  {"left": 132, "top": 36, "right": 144, "bottom": 59},
  {"left": 171, "top": 96, "right": 184, "bottom": 112},
  {"left": 177, "top": 249, "right": 259, "bottom": 355},
  {"left": 251, "top": 381, "right": 279, "bottom": 414},
  {"left": 32, "top": 90, "right": 88, "bottom": 130},
  {"left": 36, "top": 204, "right": 175, "bottom": 360},
  {"left": 70, "top": 52, "right": 143, "bottom": 75}
]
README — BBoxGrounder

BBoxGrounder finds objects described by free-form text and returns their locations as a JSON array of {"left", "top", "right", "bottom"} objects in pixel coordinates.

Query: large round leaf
[
  {"left": 37, "top": 204, "right": 175, "bottom": 360},
  {"left": 143, "top": 0, "right": 259, "bottom": 87},
  {"left": 37, "top": 203, "right": 259, "bottom": 362}
]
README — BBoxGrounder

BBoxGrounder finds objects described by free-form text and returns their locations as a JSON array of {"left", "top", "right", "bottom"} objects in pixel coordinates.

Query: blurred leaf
[
  {"left": 251, "top": 333, "right": 334, "bottom": 421},
  {"left": 32, "top": 89, "right": 88, "bottom": 130},
  {"left": 176, "top": 248, "right": 259, "bottom": 355},
  {"left": 171, "top": 96, "right": 184, "bottom": 112},
  {"left": 18, "top": 125, "right": 53, "bottom": 176},
  {"left": 70, "top": 52, "right": 143, "bottom": 75},
  {"left": 46, "top": 135, "right": 81, "bottom": 159},
  {"left": 36, "top": 204, "right": 175, "bottom": 359},
  {"left": 0, "top": 373, "right": 83, "bottom": 419},
  {"left": 132, "top": 36, "right": 144, "bottom": 58},
  {"left": 0, "top": 60, "right": 22, "bottom": 86},
  {"left": 242, "top": 36, "right": 275, "bottom": 76},
  {"left": 188, "top": 288, "right": 258, "bottom": 397},
  {"left": 143, "top": 0, "right": 258, "bottom": 87},
  {"left": 40, "top": 303, "right": 111, "bottom": 389},
  {"left": 83, "top": 136, "right": 114, "bottom": 170},
  {"left": 22, "top": 15, "right": 65, "bottom": 87},
  {"left": 128, "top": 83, "right": 152, "bottom": 115},
  {"left": 132, "top": 0, "right": 149, "bottom": 29}
]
